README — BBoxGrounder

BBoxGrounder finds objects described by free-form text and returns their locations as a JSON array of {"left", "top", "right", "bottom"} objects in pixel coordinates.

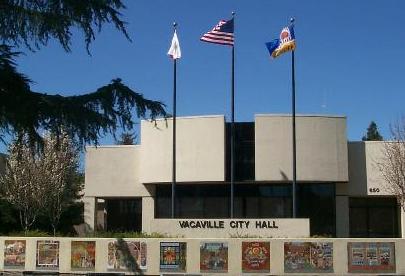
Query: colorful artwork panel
[
  {"left": 200, "top": 242, "right": 228, "bottom": 273},
  {"left": 36, "top": 240, "right": 60, "bottom": 269},
  {"left": 284, "top": 242, "right": 333, "bottom": 273},
  {"left": 4, "top": 240, "right": 26, "bottom": 269},
  {"left": 242, "top": 241, "right": 270, "bottom": 273},
  {"left": 160, "top": 242, "right": 187, "bottom": 272},
  {"left": 348, "top": 242, "right": 395, "bottom": 273},
  {"left": 107, "top": 240, "right": 147, "bottom": 271},
  {"left": 71, "top": 241, "right": 96, "bottom": 270}
]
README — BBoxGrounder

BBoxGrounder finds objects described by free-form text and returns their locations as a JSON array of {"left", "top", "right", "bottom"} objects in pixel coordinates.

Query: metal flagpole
[
  {"left": 171, "top": 22, "right": 177, "bottom": 219},
  {"left": 290, "top": 17, "right": 297, "bottom": 218},
  {"left": 230, "top": 12, "right": 235, "bottom": 218}
]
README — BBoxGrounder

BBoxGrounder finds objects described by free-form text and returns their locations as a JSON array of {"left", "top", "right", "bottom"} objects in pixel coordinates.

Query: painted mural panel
[
  {"left": 71, "top": 241, "right": 96, "bottom": 271},
  {"left": 4, "top": 240, "right": 26, "bottom": 269},
  {"left": 36, "top": 240, "right": 60, "bottom": 269},
  {"left": 242, "top": 241, "right": 270, "bottom": 273},
  {"left": 284, "top": 242, "right": 333, "bottom": 273},
  {"left": 348, "top": 242, "right": 395, "bottom": 273},
  {"left": 107, "top": 240, "right": 147, "bottom": 271},
  {"left": 160, "top": 242, "right": 187, "bottom": 272},
  {"left": 200, "top": 242, "right": 228, "bottom": 273}
]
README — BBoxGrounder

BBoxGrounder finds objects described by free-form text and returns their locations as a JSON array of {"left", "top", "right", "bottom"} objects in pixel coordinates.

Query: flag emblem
[
  {"left": 200, "top": 18, "right": 234, "bottom": 46},
  {"left": 265, "top": 25, "right": 296, "bottom": 58},
  {"left": 168, "top": 30, "right": 181, "bottom": 59}
]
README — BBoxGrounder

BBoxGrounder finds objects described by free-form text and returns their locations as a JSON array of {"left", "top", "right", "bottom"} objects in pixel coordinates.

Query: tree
[
  {"left": 0, "top": 135, "right": 48, "bottom": 233},
  {"left": 377, "top": 118, "right": 405, "bottom": 211},
  {"left": 40, "top": 131, "right": 80, "bottom": 236},
  {"left": 362, "top": 121, "right": 383, "bottom": 141},
  {"left": 116, "top": 132, "right": 137, "bottom": 145},
  {"left": 0, "top": 132, "right": 81, "bottom": 235},
  {"left": 0, "top": 1, "right": 166, "bottom": 149}
]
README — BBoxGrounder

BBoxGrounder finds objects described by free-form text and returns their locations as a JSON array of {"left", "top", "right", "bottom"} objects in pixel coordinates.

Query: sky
[{"left": 15, "top": 0, "right": 405, "bottom": 144}]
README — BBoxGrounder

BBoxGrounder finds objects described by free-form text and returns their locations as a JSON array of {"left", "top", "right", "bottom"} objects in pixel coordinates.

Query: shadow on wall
[
  {"left": 114, "top": 238, "right": 144, "bottom": 274},
  {"left": 280, "top": 170, "right": 289, "bottom": 181}
]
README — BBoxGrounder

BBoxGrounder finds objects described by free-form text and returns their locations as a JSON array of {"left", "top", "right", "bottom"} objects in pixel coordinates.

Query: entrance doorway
[{"left": 105, "top": 198, "right": 142, "bottom": 232}]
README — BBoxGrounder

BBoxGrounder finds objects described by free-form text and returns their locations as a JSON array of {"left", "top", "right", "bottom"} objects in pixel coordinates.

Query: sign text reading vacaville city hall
[
  {"left": 179, "top": 220, "right": 278, "bottom": 229},
  {"left": 149, "top": 219, "right": 310, "bottom": 238}
]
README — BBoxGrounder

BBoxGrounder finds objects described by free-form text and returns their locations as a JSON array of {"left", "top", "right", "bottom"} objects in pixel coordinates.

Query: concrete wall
[
  {"left": 347, "top": 141, "right": 397, "bottom": 196},
  {"left": 255, "top": 114, "right": 348, "bottom": 182},
  {"left": 335, "top": 194, "right": 349, "bottom": 238},
  {"left": 85, "top": 146, "right": 150, "bottom": 197},
  {"left": 140, "top": 115, "right": 225, "bottom": 183},
  {"left": 1, "top": 237, "right": 404, "bottom": 275},
  {"left": 402, "top": 208, "right": 405, "bottom": 238}
]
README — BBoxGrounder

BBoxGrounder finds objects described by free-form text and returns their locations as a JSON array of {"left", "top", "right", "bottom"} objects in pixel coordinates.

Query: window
[
  {"left": 155, "top": 183, "right": 336, "bottom": 237},
  {"left": 349, "top": 197, "right": 399, "bottom": 238},
  {"left": 105, "top": 198, "right": 142, "bottom": 232},
  {"left": 297, "top": 184, "right": 336, "bottom": 237},
  {"left": 234, "top": 185, "right": 292, "bottom": 218},
  {"left": 155, "top": 185, "right": 229, "bottom": 218},
  {"left": 226, "top": 123, "right": 255, "bottom": 181}
]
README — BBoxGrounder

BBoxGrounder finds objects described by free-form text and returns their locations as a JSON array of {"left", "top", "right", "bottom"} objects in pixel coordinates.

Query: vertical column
[
  {"left": 142, "top": 196, "right": 155, "bottom": 234},
  {"left": 336, "top": 195, "right": 350, "bottom": 237},
  {"left": 400, "top": 206, "right": 405, "bottom": 238},
  {"left": 83, "top": 196, "right": 96, "bottom": 230}
]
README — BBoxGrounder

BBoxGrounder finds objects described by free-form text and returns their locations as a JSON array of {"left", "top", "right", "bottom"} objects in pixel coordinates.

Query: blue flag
[{"left": 266, "top": 25, "right": 296, "bottom": 58}]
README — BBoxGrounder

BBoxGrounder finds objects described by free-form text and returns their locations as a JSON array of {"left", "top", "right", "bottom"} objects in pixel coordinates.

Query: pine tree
[
  {"left": 116, "top": 132, "right": 137, "bottom": 145},
  {"left": 0, "top": 1, "right": 166, "bottom": 149},
  {"left": 362, "top": 121, "right": 383, "bottom": 141}
]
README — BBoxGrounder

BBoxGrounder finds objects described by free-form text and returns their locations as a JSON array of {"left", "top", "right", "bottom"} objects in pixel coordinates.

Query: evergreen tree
[
  {"left": 362, "top": 121, "right": 383, "bottom": 141},
  {"left": 116, "top": 132, "right": 137, "bottom": 145},
  {"left": 0, "top": 1, "right": 166, "bottom": 149}
]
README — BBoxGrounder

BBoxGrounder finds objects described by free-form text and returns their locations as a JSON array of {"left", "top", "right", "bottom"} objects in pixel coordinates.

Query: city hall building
[{"left": 83, "top": 114, "right": 405, "bottom": 238}]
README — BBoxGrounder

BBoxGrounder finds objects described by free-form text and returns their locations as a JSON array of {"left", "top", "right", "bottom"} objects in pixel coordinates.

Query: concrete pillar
[
  {"left": 95, "top": 198, "right": 106, "bottom": 230},
  {"left": 336, "top": 195, "right": 349, "bottom": 237},
  {"left": 83, "top": 196, "right": 96, "bottom": 230},
  {"left": 401, "top": 206, "right": 405, "bottom": 238},
  {"left": 142, "top": 196, "right": 155, "bottom": 233}
]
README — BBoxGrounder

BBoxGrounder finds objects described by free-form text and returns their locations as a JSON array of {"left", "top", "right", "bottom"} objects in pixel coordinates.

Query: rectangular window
[
  {"left": 155, "top": 185, "right": 230, "bottom": 218},
  {"left": 154, "top": 183, "right": 336, "bottom": 237},
  {"left": 105, "top": 198, "right": 142, "bottom": 232},
  {"left": 297, "top": 184, "right": 336, "bottom": 237},
  {"left": 226, "top": 123, "right": 255, "bottom": 181},
  {"left": 234, "top": 185, "right": 292, "bottom": 218},
  {"left": 349, "top": 197, "right": 399, "bottom": 238}
]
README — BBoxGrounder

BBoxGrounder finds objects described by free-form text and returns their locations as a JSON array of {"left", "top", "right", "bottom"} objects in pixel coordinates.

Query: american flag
[{"left": 200, "top": 18, "right": 234, "bottom": 46}]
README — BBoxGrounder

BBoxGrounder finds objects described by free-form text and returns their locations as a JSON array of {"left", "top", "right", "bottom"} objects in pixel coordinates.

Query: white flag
[{"left": 167, "top": 30, "right": 181, "bottom": 59}]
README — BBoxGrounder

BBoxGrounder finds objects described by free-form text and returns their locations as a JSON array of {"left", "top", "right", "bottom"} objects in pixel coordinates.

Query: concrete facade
[
  {"left": 140, "top": 115, "right": 226, "bottom": 183},
  {"left": 255, "top": 115, "right": 348, "bottom": 182},
  {"left": 83, "top": 114, "right": 405, "bottom": 238}
]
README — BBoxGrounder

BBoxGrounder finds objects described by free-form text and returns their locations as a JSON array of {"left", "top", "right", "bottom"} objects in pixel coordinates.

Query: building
[{"left": 83, "top": 114, "right": 405, "bottom": 238}]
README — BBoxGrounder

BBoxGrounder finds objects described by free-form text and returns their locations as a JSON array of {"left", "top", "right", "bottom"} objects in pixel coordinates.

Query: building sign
[
  {"left": 36, "top": 240, "right": 60, "bottom": 269},
  {"left": 284, "top": 242, "right": 333, "bottom": 273},
  {"left": 107, "top": 241, "right": 147, "bottom": 271},
  {"left": 150, "top": 219, "right": 310, "bottom": 238},
  {"left": 348, "top": 242, "right": 395, "bottom": 273},
  {"left": 200, "top": 242, "right": 228, "bottom": 273},
  {"left": 160, "top": 242, "right": 187, "bottom": 272},
  {"left": 71, "top": 241, "right": 96, "bottom": 271},
  {"left": 242, "top": 241, "right": 270, "bottom": 273},
  {"left": 179, "top": 219, "right": 278, "bottom": 229},
  {"left": 4, "top": 240, "right": 26, "bottom": 269}
]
